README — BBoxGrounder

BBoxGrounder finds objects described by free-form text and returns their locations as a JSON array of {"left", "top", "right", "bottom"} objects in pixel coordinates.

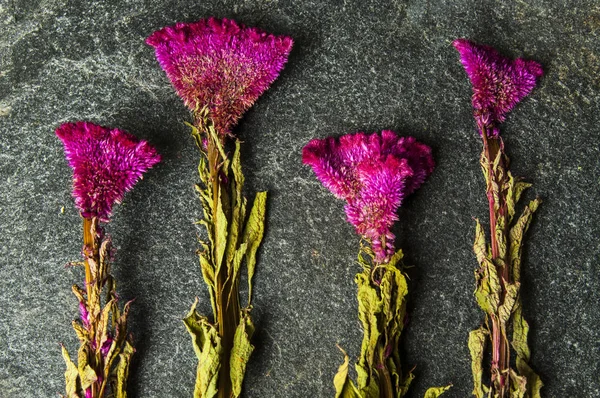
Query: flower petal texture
[
  {"left": 146, "top": 17, "right": 293, "bottom": 134},
  {"left": 453, "top": 39, "right": 543, "bottom": 134},
  {"left": 303, "top": 131, "right": 434, "bottom": 261},
  {"left": 56, "top": 122, "right": 161, "bottom": 222}
]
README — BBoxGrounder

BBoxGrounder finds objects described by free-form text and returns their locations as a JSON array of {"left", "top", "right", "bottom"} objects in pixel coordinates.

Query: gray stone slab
[{"left": 1, "top": 0, "right": 598, "bottom": 397}]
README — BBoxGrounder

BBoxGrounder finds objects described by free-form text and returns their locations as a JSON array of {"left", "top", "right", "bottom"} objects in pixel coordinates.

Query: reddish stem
[{"left": 481, "top": 127, "right": 509, "bottom": 397}]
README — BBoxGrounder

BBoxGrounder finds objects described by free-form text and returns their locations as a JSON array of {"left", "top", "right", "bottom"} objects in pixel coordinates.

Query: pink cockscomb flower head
[
  {"left": 146, "top": 17, "right": 293, "bottom": 135},
  {"left": 56, "top": 122, "right": 161, "bottom": 222},
  {"left": 303, "top": 130, "right": 434, "bottom": 262},
  {"left": 453, "top": 39, "right": 543, "bottom": 136}
]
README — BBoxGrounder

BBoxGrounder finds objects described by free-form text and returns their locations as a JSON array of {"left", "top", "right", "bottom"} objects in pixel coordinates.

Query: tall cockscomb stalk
[
  {"left": 454, "top": 39, "right": 544, "bottom": 398},
  {"left": 146, "top": 18, "right": 292, "bottom": 398},
  {"left": 56, "top": 121, "right": 160, "bottom": 398},
  {"left": 303, "top": 131, "right": 449, "bottom": 398}
]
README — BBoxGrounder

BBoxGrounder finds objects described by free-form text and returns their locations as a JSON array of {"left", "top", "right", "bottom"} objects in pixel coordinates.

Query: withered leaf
[
  {"left": 468, "top": 327, "right": 488, "bottom": 398},
  {"left": 230, "top": 312, "right": 255, "bottom": 397}
]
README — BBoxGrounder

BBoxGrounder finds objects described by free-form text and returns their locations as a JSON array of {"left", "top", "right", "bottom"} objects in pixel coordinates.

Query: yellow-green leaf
[
  {"left": 333, "top": 347, "right": 361, "bottom": 398},
  {"left": 509, "top": 198, "right": 541, "bottom": 283},
  {"left": 385, "top": 248, "right": 404, "bottom": 269},
  {"left": 473, "top": 220, "right": 489, "bottom": 266},
  {"left": 509, "top": 369, "right": 527, "bottom": 398},
  {"left": 516, "top": 357, "right": 543, "bottom": 398},
  {"left": 61, "top": 345, "right": 80, "bottom": 398},
  {"left": 355, "top": 272, "right": 382, "bottom": 390},
  {"left": 79, "top": 365, "right": 97, "bottom": 390},
  {"left": 71, "top": 321, "right": 87, "bottom": 344},
  {"left": 514, "top": 181, "right": 532, "bottom": 206},
  {"left": 214, "top": 189, "right": 229, "bottom": 282},
  {"left": 511, "top": 303, "right": 531, "bottom": 361},
  {"left": 395, "top": 371, "right": 414, "bottom": 397},
  {"left": 199, "top": 252, "right": 217, "bottom": 317},
  {"left": 242, "top": 191, "right": 267, "bottom": 304},
  {"left": 424, "top": 385, "right": 452, "bottom": 398},
  {"left": 183, "top": 299, "right": 223, "bottom": 398},
  {"left": 468, "top": 327, "right": 488, "bottom": 398},
  {"left": 226, "top": 243, "right": 248, "bottom": 312},
  {"left": 230, "top": 312, "right": 255, "bottom": 397},
  {"left": 115, "top": 340, "right": 135, "bottom": 398},
  {"left": 474, "top": 258, "right": 501, "bottom": 314},
  {"left": 498, "top": 282, "right": 520, "bottom": 324}
]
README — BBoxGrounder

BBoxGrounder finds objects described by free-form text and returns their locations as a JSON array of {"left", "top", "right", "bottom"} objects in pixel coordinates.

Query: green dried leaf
[
  {"left": 495, "top": 215, "right": 507, "bottom": 262},
  {"left": 505, "top": 172, "right": 517, "bottom": 221},
  {"left": 230, "top": 312, "right": 255, "bottom": 397},
  {"left": 226, "top": 243, "right": 248, "bottom": 311},
  {"left": 474, "top": 258, "right": 501, "bottom": 314},
  {"left": 514, "top": 181, "right": 532, "bottom": 206},
  {"left": 468, "top": 327, "right": 488, "bottom": 398},
  {"left": 103, "top": 300, "right": 132, "bottom": 378},
  {"left": 183, "top": 299, "right": 223, "bottom": 398},
  {"left": 115, "top": 340, "right": 135, "bottom": 398},
  {"left": 498, "top": 282, "right": 520, "bottom": 324},
  {"left": 509, "top": 198, "right": 541, "bottom": 283},
  {"left": 511, "top": 304, "right": 531, "bottom": 361},
  {"left": 355, "top": 272, "right": 382, "bottom": 390},
  {"left": 509, "top": 369, "right": 527, "bottom": 398},
  {"left": 333, "top": 347, "right": 361, "bottom": 398},
  {"left": 61, "top": 345, "right": 80, "bottom": 398},
  {"left": 385, "top": 248, "right": 404, "bottom": 269},
  {"left": 199, "top": 252, "right": 217, "bottom": 317},
  {"left": 379, "top": 265, "right": 408, "bottom": 369},
  {"left": 79, "top": 365, "right": 97, "bottom": 391},
  {"left": 473, "top": 220, "right": 489, "bottom": 266},
  {"left": 511, "top": 303, "right": 543, "bottom": 396},
  {"left": 516, "top": 357, "right": 543, "bottom": 398},
  {"left": 71, "top": 321, "right": 87, "bottom": 344},
  {"left": 214, "top": 189, "right": 229, "bottom": 282},
  {"left": 424, "top": 385, "right": 452, "bottom": 398},
  {"left": 398, "top": 372, "right": 415, "bottom": 397},
  {"left": 76, "top": 343, "right": 89, "bottom": 377},
  {"left": 242, "top": 191, "right": 267, "bottom": 304},
  {"left": 225, "top": 140, "right": 247, "bottom": 267},
  {"left": 71, "top": 285, "right": 86, "bottom": 303}
]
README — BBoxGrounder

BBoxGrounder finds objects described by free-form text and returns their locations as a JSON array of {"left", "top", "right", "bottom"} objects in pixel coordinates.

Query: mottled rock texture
[{"left": 1, "top": 1, "right": 598, "bottom": 397}]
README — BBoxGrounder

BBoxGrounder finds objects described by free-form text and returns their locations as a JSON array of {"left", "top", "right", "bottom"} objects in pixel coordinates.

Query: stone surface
[{"left": 1, "top": 0, "right": 599, "bottom": 397}]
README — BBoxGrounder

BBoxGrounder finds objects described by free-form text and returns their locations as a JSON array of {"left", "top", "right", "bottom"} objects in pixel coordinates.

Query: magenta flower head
[
  {"left": 56, "top": 122, "right": 161, "bottom": 222},
  {"left": 146, "top": 17, "right": 293, "bottom": 135},
  {"left": 453, "top": 39, "right": 543, "bottom": 136},
  {"left": 303, "top": 131, "right": 434, "bottom": 262}
]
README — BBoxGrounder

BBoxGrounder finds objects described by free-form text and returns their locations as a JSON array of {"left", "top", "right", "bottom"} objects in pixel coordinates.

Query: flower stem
[
  {"left": 83, "top": 217, "right": 94, "bottom": 300},
  {"left": 481, "top": 127, "right": 509, "bottom": 397},
  {"left": 82, "top": 217, "right": 100, "bottom": 398},
  {"left": 206, "top": 135, "right": 237, "bottom": 398},
  {"left": 377, "top": 365, "right": 394, "bottom": 398}
]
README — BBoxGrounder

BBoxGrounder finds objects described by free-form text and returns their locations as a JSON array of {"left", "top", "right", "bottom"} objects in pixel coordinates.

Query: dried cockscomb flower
[
  {"left": 56, "top": 121, "right": 161, "bottom": 222},
  {"left": 453, "top": 39, "right": 543, "bottom": 135},
  {"left": 146, "top": 17, "right": 293, "bottom": 135},
  {"left": 303, "top": 130, "right": 434, "bottom": 261},
  {"left": 454, "top": 39, "right": 544, "bottom": 397}
]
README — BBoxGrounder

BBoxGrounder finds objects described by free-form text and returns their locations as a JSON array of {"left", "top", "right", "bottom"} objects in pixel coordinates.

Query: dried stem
[
  {"left": 481, "top": 127, "right": 509, "bottom": 397},
  {"left": 206, "top": 134, "right": 237, "bottom": 398}
]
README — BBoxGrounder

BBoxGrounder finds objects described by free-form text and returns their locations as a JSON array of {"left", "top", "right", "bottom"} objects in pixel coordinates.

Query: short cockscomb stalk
[
  {"left": 147, "top": 17, "right": 292, "bottom": 398},
  {"left": 454, "top": 39, "right": 544, "bottom": 398},
  {"left": 56, "top": 122, "right": 160, "bottom": 398},
  {"left": 304, "top": 131, "right": 449, "bottom": 398}
]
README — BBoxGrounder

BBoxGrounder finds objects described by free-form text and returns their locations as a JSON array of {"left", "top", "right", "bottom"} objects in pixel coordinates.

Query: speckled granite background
[{"left": 1, "top": 0, "right": 599, "bottom": 397}]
